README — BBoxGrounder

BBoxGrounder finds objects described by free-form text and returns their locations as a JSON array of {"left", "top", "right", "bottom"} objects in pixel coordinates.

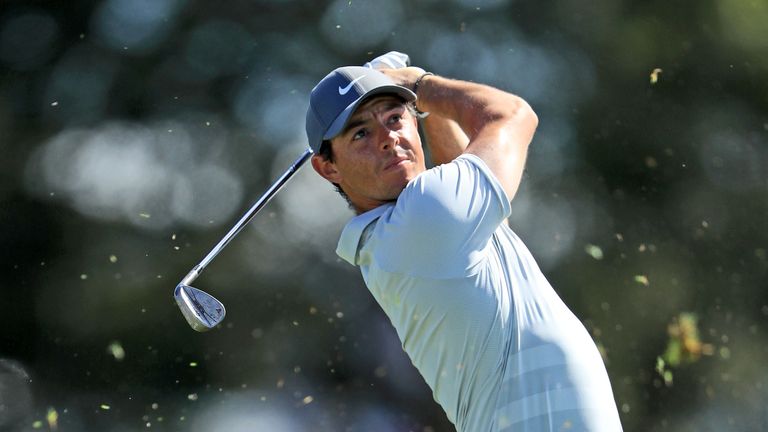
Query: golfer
[{"left": 305, "top": 59, "right": 623, "bottom": 431}]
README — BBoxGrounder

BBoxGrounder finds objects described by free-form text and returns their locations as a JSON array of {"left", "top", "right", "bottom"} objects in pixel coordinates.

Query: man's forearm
[
  {"left": 421, "top": 112, "right": 469, "bottom": 166},
  {"left": 414, "top": 74, "right": 529, "bottom": 141},
  {"left": 410, "top": 71, "right": 538, "bottom": 200}
]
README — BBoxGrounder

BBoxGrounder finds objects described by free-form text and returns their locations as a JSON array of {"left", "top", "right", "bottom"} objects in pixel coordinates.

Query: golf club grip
[{"left": 190, "top": 148, "right": 313, "bottom": 281}]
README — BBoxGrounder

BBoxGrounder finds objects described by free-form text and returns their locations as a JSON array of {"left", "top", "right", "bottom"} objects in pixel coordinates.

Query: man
[{"left": 305, "top": 58, "right": 623, "bottom": 431}]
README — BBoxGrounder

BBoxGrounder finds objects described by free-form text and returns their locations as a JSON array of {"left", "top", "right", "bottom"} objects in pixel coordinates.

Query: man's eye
[
  {"left": 389, "top": 114, "right": 402, "bottom": 124},
  {"left": 352, "top": 129, "right": 368, "bottom": 140}
]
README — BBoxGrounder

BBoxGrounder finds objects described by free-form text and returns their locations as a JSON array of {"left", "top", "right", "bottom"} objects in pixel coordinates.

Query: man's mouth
[{"left": 383, "top": 156, "right": 410, "bottom": 171}]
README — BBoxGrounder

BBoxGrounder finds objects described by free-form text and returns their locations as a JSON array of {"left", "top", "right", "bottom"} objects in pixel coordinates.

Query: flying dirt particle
[
  {"left": 719, "top": 347, "right": 731, "bottom": 359},
  {"left": 187, "top": 393, "right": 198, "bottom": 401},
  {"left": 650, "top": 68, "right": 662, "bottom": 84},
  {"left": 109, "top": 255, "right": 118, "bottom": 263},
  {"left": 302, "top": 395, "right": 314, "bottom": 405},
  {"left": 655, "top": 356, "right": 673, "bottom": 386},
  {"left": 46, "top": 408, "right": 58, "bottom": 430},
  {"left": 634, "top": 275, "right": 649, "bottom": 286},
  {"left": 107, "top": 341, "right": 125, "bottom": 361},
  {"left": 80, "top": 274, "right": 88, "bottom": 280},
  {"left": 100, "top": 404, "right": 110, "bottom": 410},
  {"left": 584, "top": 244, "right": 604, "bottom": 260},
  {"left": 139, "top": 213, "right": 151, "bottom": 218}
]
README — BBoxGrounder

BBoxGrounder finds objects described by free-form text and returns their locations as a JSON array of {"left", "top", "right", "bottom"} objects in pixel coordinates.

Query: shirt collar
[{"left": 336, "top": 203, "right": 393, "bottom": 265}]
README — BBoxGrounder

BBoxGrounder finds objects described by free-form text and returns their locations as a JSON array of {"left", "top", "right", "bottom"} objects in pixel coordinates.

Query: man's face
[{"left": 314, "top": 95, "right": 426, "bottom": 212}]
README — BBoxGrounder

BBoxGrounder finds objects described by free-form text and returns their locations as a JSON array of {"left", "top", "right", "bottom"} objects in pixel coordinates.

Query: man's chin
[{"left": 381, "top": 167, "right": 423, "bottom": 198}]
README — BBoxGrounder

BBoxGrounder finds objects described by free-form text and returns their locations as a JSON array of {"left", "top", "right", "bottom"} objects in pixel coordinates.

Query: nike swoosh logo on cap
[{"left": 338, "top": 75, "right": 366, "bottom": 95}]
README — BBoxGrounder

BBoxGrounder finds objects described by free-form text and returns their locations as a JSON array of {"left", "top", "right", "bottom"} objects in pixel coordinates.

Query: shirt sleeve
[{"left": 372, "top": 154, "right": 512, "bottom": 279}]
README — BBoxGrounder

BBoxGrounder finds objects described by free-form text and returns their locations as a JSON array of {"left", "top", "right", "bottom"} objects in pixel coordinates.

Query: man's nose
[{"left": 375, "top": 121, "right": 398, "bottom": 150}]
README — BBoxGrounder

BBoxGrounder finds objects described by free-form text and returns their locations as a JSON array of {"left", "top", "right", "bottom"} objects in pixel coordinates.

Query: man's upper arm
[{"left": 464, "top": 98, "right": 538, "bottom": 202}]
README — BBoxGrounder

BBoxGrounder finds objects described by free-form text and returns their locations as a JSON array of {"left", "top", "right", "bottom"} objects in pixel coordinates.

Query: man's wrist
[
  {"left": 413, "top": 72, "right": 434, "bottom": 95},
  {"left": 413, "top": 72, "right": 434, "bottom": 118}
]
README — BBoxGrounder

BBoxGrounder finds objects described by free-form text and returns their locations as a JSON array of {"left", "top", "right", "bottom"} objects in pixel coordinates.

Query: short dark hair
[{"left": 317, "top": 140, "right": 353, "bottom": 207}]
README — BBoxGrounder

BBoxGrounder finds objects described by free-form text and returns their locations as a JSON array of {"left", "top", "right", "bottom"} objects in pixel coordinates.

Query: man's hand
[
  {"left": 377, "top": 66, "right": 426, "bottom": 92},
  {"left": 363, "top": 51, "right": 411, "bottom": 70}
]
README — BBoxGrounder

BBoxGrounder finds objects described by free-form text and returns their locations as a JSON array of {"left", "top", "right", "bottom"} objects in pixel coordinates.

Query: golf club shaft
[{"left": 181, "top": 148, "right": 313, "bottom": 286}]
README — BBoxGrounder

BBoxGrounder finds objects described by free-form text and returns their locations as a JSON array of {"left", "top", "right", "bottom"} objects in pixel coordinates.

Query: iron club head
[
  {"left": 174, "top": 284, "right": 226, "bottom": 332},
  {"left": 173, "top": 150, "right": 312, "bottom": 332}
]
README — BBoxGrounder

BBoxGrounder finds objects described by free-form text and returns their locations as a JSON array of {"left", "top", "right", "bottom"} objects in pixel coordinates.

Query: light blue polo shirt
[{"left": 337, "top": 154, "right": 623, "bottom": 432}]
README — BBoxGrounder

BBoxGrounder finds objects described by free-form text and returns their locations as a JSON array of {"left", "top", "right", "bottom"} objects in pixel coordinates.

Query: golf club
[
  {"left": 174, "top": 148, "right": 313, "bottom": 331},
  {"left": 175, "top": 51, "right": 411, "bottom": 332}
]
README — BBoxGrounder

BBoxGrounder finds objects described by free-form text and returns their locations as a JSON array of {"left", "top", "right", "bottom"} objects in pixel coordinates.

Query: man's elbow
[
  {"left": 513, "top": 97, "right": 538, "bottom": 135},
  {"left": 500, "top": 96, "right": 538, "bottom": 146},
  {"left": 524, "top": 100, "right": 539, "bottom": 130},
  {"left": 488, "top": 93, "right": 537, "bottom": 125}
]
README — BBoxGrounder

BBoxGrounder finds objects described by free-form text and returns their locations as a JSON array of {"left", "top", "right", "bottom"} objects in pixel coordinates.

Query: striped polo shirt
[{"left": 337, "top": 154, "right": 623, "bottom": 431}]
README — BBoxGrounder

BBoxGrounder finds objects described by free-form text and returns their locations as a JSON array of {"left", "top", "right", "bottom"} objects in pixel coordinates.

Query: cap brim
[{"left": 322, "top": 85, "right": 417, "bottom": 141}]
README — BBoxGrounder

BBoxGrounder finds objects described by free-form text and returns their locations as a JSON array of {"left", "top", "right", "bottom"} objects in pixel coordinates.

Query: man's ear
[{"left": 311, "top": 154, "right": 342, "bottom": 184}]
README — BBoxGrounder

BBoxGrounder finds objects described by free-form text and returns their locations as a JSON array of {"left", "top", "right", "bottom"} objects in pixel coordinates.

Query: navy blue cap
[{"left": 305, "top": 66, "right": 416, "bottom": 153}]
